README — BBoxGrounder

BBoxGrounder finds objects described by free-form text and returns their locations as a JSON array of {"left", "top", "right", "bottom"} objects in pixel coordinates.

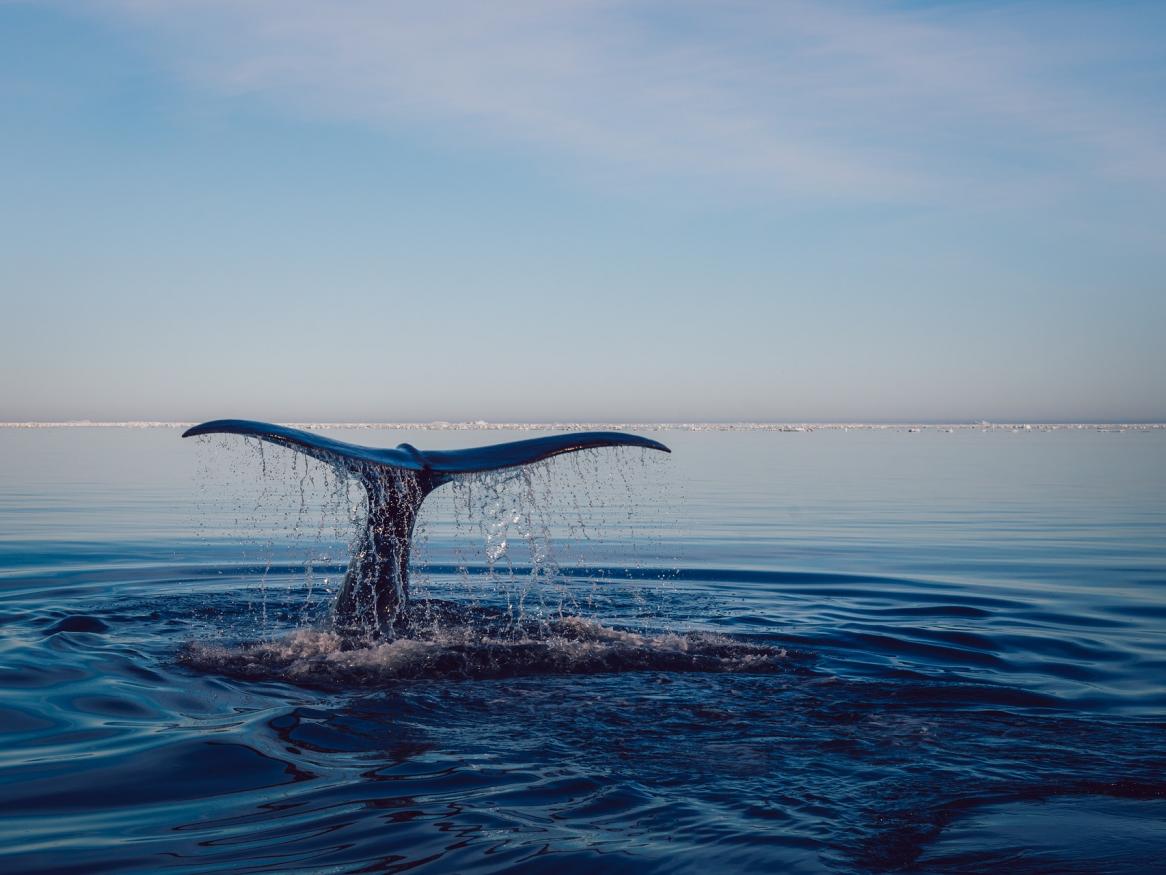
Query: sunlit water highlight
[{"left": 1, "top": 427, "right": 1164, "bottom": 873}]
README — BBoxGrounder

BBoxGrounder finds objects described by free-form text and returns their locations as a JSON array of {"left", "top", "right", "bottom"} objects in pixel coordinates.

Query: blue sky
[{"left": 1, "top": 0, "right": 1163, "bottom": 422}]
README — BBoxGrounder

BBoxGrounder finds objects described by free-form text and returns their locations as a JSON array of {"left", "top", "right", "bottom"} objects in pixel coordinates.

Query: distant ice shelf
[{"left": 1, "top": 421, "right": 1162, "bottom": 432}]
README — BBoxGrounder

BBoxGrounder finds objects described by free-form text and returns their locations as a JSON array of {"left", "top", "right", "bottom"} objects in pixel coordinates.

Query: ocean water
[{"left": 1, "top": 425, "right": 1163, "bottom": 873}]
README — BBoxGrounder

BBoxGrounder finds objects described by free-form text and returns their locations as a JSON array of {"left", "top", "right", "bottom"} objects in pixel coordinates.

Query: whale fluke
[
  {"left": 182, "top": 419, "right": 670, "bottom": 473},
  {"left": 183, "top": 420, "right": 670, "bottom": 637}
]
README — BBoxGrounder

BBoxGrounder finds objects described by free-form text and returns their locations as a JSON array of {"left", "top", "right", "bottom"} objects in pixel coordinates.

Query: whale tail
[{"left": 183, "top": 420, "right": 670, "bottom": 637}]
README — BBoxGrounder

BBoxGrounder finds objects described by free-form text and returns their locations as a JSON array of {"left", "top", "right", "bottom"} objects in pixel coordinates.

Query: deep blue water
[{"left": 1, "top": 426, "right": 1164, "bottom": 873}]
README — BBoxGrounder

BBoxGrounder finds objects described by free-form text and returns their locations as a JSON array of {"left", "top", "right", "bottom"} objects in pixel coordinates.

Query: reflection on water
[{"left": 0, "top": 426, "right": 1164, "bottom": 873}]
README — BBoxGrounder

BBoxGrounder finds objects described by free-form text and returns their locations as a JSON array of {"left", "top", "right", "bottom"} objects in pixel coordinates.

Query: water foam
[{"left": 180, "top": 614, "right": 790, "bottom": 686}]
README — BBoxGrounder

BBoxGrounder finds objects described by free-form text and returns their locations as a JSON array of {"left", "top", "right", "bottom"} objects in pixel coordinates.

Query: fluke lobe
[{"left": 183, "top": 420, "right": 670, "bottom": 638}]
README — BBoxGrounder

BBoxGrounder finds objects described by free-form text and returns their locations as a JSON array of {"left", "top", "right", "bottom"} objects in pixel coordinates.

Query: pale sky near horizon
[{"left": 1, "top": 1, "right": 1163, "bottom": 423}]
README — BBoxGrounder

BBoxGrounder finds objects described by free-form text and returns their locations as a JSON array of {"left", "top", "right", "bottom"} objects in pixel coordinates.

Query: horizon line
[{"left": 2, "top": 420, "right": 1164, "bottom": 430}]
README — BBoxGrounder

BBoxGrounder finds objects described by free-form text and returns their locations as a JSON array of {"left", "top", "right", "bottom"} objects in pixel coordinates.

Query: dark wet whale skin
[{"left": 182, "top": 420, "right": 670, "bottom": 636}]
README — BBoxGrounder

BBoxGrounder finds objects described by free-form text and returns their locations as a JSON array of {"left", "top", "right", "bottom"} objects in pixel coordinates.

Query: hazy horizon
[{"left": 2, "top": 419, "right": 1163, "bottom": 428}]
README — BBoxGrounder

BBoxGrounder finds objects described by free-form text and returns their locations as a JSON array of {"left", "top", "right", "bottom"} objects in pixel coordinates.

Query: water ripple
[{"left": 2, "top": 428, "right": 1164, "bottom": 872}]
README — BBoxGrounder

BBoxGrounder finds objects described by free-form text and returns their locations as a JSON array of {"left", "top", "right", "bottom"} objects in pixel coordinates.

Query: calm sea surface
[{"left": 1, "top": 426, "right": 1163, "bottom": 873}]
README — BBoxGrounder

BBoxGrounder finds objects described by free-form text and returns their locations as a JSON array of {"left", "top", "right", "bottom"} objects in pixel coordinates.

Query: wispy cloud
[{"left": 85, "top": 0, "right": 1166, "bottom": 201}]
